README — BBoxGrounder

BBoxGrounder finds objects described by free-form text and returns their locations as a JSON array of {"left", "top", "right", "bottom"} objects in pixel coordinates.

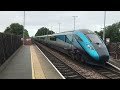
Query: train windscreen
[{"left": 86, "top": 34, "right": 102, "bottom": 43}]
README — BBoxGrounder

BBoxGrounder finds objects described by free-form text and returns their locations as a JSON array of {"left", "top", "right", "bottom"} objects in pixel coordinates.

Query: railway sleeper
[
  {"left": 101, "top": 71, "right": 113, "bottom": 74},
  {"left": 106, "top": 74, "right": 119, "bottom": 77},
  {"left": 110, "top": 76, "right": 120, "bottom": 79},
  {"left": 54, "top": 65, "right": 66, "bottom": 68},
  {"left": 62, "top": 72, "right": 77, "bottom": 75},
  {"left": 64, "top": 75, "right": 80, "bottom": 78},
  {"left": 60, "top": 69, "right": 72, "bottom": 73}
]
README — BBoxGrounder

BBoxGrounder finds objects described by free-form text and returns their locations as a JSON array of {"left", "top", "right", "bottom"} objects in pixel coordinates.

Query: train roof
[
  {"left": 78, "top": 29, "right": 94, "bottom": 34},
  {"left": 35, "top": 29, "right": 94, "bottom": 37}
]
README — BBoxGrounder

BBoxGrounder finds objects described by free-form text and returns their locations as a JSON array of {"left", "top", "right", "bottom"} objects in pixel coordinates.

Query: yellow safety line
[
  {"left": 30, "top": 46, "right": 35, "bottom": 79},
  {"left": 30, "top": 45, "right": 46, "bottom": 79}
]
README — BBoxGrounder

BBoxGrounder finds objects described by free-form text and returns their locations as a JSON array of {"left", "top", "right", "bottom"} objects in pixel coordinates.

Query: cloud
[{"left": 0, "top": 11, "right": 120, "bottom": 36}]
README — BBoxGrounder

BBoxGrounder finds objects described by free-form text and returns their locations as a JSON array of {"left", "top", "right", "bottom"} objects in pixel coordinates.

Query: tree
[
  {"left": 24, "top": 29, "right": 29, "bottom": 38},
  {"left": 4, "top": 23, "right": 29, "bottom": 38},
  {"left": 35, "top": 27, "right": 55, "bottom": 36},
  {"left": 4, "top": 27, "right": 11, "bottom": 34},
  {"left": 10, "top": 23, "right": 23, "bottom": 35},
  {"left": 94, "top": 30, "right": 103, "bottom": 39},
  {"left": 94, "top": 21, "right": 120, "bottom": 42}
]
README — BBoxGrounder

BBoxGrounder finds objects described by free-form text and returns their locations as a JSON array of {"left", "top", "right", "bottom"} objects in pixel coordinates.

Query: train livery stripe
[{"left": 74, "top": 31, "right": 99, "bottom": 61}]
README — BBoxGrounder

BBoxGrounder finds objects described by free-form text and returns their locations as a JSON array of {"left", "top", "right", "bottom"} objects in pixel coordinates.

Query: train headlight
[{"left": 87, "top": 44, "right": 94, "bottom": 50}]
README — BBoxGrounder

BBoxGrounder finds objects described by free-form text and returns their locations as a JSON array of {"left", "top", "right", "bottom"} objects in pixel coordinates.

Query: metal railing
[{"left": 108, "top": 42, "right": 120, "bottom": 59}]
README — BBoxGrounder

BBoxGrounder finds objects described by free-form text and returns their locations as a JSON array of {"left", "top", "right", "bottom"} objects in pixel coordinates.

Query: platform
[{"left": 0, "top": 45, "right": 63, "bottom": 79}]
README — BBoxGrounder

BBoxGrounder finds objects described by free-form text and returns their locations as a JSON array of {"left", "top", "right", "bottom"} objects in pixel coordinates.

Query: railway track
[
  {"left": 35, "top": 42, "right": 86, "bottom": 79},
  {"left": 87, "top": 63, "right": 120, "bottom": 79},
  {"left": 34, "top": 41, "right": 120, "bottom": 79}
]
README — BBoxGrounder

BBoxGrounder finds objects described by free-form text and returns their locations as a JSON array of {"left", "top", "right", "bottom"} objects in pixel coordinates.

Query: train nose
[
  {"left": 91, "top": 50, "right": 109, "bottom": 65},
  {"left": 91, "top": 43, "right": 109, "bottom": 62},
  {"left": 92, "top": 52, "right": 99, "bottom": 61},
  {"left": 99, "top": 55, "right": 109, "bottom": 63},
  {"left": 96, "top": 48, "right": 109, "bottom": 63}
]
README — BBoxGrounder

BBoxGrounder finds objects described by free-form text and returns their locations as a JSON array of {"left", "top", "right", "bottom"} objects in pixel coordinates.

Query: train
[{"left": 34, "top": 29, "right": 109, "bottom": 66}]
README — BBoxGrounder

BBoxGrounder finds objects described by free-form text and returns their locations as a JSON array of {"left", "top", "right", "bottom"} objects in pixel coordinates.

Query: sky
[{"left": 0, "top": 11, "right": 120, "bottom": 37}]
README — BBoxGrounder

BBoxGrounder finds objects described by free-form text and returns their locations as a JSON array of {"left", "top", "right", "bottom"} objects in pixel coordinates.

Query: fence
[
  {"left": 0, "top": 33, "right": 22, "bottom": 66},
  {"left": 108, "top": 42, "right": 120, "bottom": 59}
]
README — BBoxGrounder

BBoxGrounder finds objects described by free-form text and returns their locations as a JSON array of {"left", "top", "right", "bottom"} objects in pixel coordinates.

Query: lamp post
[
  {"left": 23, "top": 11, "right": 25, "bottom": 46},
  {"left": 71, "top": 16, "right": 78, "bottom": 58},
  {"left": 72, "top": 16, "right": 78, "bottom": 31},
  {"left": 103, "top": 11, "right": 106, "bottom": 42}
]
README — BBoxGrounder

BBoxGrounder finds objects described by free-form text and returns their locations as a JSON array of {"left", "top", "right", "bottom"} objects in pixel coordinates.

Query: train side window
[
  {"left": 50, "top": 36, "right": 56, "bottom": 41},
  {"left": 40, "top": 37, "right": 45, "bottom": 40},
  {"left": 65, "top": 35, "right": 72, "bottom": 44}
]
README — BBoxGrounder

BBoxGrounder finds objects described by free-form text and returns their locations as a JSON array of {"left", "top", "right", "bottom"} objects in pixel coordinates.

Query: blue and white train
[{"left": 35, "top": 29, "right": 109, "bottom": 66}]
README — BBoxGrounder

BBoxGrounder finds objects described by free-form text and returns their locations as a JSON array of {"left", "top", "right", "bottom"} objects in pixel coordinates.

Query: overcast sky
[{"left": 0, "top": 11, "right": 120, "bottom": 36}]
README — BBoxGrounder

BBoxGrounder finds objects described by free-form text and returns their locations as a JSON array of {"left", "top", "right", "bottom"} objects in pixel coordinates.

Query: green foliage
[
  {"left": 35, "top": 27, "right": 55, "bottom": 36},
  {"left": 94, "top": 22, "right": 120, "bottom": 42},
  {"left": 94, "top": 30, "right": 103, "bottom": 39},
  {"left": 4, "top": 23, "right": 29, "bottom": 38},
  {"left": 4, "top": 27, "right": 11, "bottom": 34},
  {"left": 24, "top": 29, "right": 29, "bottom": 38}
]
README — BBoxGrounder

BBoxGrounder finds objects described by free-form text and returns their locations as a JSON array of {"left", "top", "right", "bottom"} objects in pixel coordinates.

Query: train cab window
[
  {"left": 86, "top": 34, "right": 102, "bottom": 43},
  {"left": 50, "top": 36, "right": 56, "bottom": 41},
  {"left": 74, "top": 34, "right": 82, "bottom": 41}
]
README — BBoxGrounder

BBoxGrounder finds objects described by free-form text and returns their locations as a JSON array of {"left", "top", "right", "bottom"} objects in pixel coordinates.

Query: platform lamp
[
  {"left": 72, "top": 16, "right": 78, "bottom": 43},
  {"left": 103, "top": 11, "right": 106, "bottom": 43},
  {"left": 23, "top": 11, "right": 25, "bottom": 46},
  {"left": 72, "top": 16, "right": 78, "bottom": 31},
  {"left": 71, "top": 16, "right": 78, "bottom": 58}
]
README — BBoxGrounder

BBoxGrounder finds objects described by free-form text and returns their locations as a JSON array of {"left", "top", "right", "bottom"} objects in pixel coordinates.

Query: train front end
[{"left": 74, "top": 30, "right": 109, "bottom": 66}]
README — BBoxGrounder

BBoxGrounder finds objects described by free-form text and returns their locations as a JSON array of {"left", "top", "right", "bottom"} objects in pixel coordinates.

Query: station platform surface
[{"left": 0, "top": 45, "right": 63, "bottom": 79}]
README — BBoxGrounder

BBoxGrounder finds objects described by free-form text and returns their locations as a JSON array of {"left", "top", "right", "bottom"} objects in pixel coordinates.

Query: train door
[
  {"left": 71, "top": 33, "right": 76, "bottom": 60},
  {"left": 65, "top": 34, "right": 72, "bottom": 50},
  {"left": 64, "top": 33, "right": 73, "bottom": 57},
  {"left": 64, "top": 35, "right": 66, "bottom": 49},
  {"left": 71, "top": 34, "right": 75, "bottom": 53},
  {"left": 63, "top": 35, "right": 69, "bottom": 55}
]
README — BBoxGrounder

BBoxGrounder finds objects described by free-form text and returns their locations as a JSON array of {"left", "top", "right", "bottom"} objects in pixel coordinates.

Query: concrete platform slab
[
  {"left": 0, "top": 45, "right": 63, "bottom": 79},
  {"left": 0, "top": 45, "right": 32, "bottom": 79}
]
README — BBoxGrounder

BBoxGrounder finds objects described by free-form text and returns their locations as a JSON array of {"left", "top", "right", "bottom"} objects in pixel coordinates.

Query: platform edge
[{"left": 36, "top": 45, "right": 65, "bottom": 79}]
